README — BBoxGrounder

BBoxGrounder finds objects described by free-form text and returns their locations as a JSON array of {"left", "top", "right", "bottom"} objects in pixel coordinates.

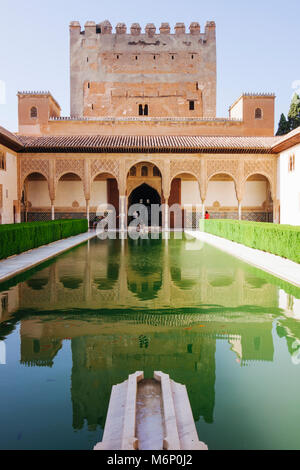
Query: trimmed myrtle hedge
[
  {"left": 0, "top": 219, "right": 88, "bottom": 260},
  {"left": 202, "top": 219, "right": 300, "bottom": 264}
]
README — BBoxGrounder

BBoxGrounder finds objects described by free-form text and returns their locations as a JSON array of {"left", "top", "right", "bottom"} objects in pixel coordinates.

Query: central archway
[{"left": 128, "top": 183, "right": 161, "bottom": 226}]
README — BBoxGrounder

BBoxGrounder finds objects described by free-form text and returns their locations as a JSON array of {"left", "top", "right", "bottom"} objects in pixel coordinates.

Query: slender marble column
[
  {"left": 51, "top": 201, "right": 55, "bottom": 221},
  {"left": 164, "top": 199, "right": 169, "bottom": 231},
  {"left": 238, "top": 200, "right": 242, "bottom": 221},
  {"left": 86, "top": 199, "right": 90, "bottom": 224},
  {"left": 119, "top": 195, "right": 127, "bottom": 232},
  {"left": 16, "top": 201, "right": 21, "bottom": 223},
  {"left": 201, "top": 200, "right": 206, "bottom": 219}
]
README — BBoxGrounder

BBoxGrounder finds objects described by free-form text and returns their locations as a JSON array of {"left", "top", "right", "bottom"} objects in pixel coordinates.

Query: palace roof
[
  {"left": 0, "top": 126, "right": 23, "bottom": 151},
  {"left": 272, "top": 127, "right": 300, "bottom": 153},
  {"left": 2, "top": 126, "right": 299, "bottom": 153},
  {"left": 17, "top": 134, "right": 280, "bottom": 153}
]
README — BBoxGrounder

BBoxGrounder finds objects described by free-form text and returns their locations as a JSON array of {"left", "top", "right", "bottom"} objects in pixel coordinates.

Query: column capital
[{"left": 235, "top": 182, "right": 244, "bottom": 203}]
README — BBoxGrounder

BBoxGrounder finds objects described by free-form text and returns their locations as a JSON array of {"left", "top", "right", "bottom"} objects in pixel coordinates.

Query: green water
[{"left": 0, "top": 234, "right": 300, "bottom": 450}]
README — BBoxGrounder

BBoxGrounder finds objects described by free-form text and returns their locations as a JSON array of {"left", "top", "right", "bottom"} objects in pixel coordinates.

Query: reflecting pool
[{"left": 0, "top": 234, "right": 300, "bottom": 449}]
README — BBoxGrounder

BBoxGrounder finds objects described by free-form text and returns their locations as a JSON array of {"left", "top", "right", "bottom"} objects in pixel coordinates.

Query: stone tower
[{"left": 69, "top": 20, "right": 216, "bottom": 118}]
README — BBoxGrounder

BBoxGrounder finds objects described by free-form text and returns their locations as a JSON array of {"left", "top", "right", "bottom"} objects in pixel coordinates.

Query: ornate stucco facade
[{"left": 0, "top": 20, "right": 299, "bottom": 227}]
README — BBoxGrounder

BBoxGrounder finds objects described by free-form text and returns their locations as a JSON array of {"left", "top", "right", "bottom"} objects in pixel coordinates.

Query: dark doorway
[{"left": 128, "top": 183, "right": 161, "bottom": 226}]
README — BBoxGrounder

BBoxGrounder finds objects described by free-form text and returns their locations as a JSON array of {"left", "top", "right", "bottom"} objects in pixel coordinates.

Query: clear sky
[{"left": 0, "top": 0, "right": 299, "bottom": 132}]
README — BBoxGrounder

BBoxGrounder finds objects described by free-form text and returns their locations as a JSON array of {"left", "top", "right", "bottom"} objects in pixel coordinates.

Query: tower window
[
  {"left": 87, "top": 57, "right": 89, "bottom": 62},
  {"left": 130, "top": 166, "right": 137, "bottom": 176},
  {"left": 30, "top": 106, "right": 38, "bottom": 118},
  {"left": 153, "top": 55, "right": 156, "bottom": 60},
  {"left": 141, "top": 166, "right": 148, "bottom": 177},
  {"left": 138, "top": 104, "right": 149, "bottom": 116},
  {"left": 135, "top": 56, "right": 138, "bottom": 60},
  {"left": 189, "top": 100, "right": 195, "bottom": 111},
  {"left": 88, "top": 82, "right": 90, "bottom": 89},
  {"left": 255, "top": 108, "right": 262, "bottom": 119},
  {"left": 191, "top": 54, "right": 194, "bottom": 59},
  {"left": 171, "top": 55, "right": 174, "bottom": 60}
]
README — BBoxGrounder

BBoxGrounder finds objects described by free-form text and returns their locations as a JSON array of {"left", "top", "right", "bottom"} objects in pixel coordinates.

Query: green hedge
[
  {"left": 0, "top": 219, "right": 88, "bottom": 260},
  {"left": 202, "top": 220, "right": 300, "bottom": 264}
]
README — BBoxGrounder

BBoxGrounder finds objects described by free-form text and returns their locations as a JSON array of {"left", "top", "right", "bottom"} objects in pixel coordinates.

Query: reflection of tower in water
[
  {"left": 15, "top": 307, "right": 283, "bottom": 432},
  {"left": 69, "top": 323, "right": 217, "bottom": 430}
]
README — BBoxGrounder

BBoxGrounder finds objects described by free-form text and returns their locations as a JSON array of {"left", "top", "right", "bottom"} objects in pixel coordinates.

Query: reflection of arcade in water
[
  {"left": 1, "top": 237, "right": 287, "bottom": 312},
  {"left": 1, "top": 236, "right": 300, "bottom": 431}
]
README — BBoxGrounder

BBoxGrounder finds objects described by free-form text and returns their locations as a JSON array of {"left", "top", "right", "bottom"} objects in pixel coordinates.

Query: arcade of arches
[{"left": 19, "top": 154, "right": 278, "bottom": 226}]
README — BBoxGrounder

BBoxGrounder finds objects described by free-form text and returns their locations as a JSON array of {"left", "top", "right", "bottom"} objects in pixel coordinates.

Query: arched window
[
  {"left": 138, "top": 104, "right": 149, "bottom": 116},
  {"left": 141, "top": 166, "right": 148, "bottom": 177},
  {"left": 130, "top": 166, "right": 137, "bottom": 177},
  {"left": 153, "top": 166, "right": 160, "bottom": 177},
  {"left": 30, "top": 107, "right": 37, "bottom": 118},
  {"left": 255, "top": 108, "right": 262, "bottom": 119}
]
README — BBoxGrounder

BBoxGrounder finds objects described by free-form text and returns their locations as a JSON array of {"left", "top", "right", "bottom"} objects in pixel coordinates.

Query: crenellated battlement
[
  {"left": 18, "top": 91, "right": 52, "bottom": 95},
  {"left": 242, "top": 93, "right": 276, "bottom": 97},
  {"left": 70, "top": 20, "right": 216, "bottom": 38},
  {"left": 17, "top": 91, "right": 61, "bottom": 110}
]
